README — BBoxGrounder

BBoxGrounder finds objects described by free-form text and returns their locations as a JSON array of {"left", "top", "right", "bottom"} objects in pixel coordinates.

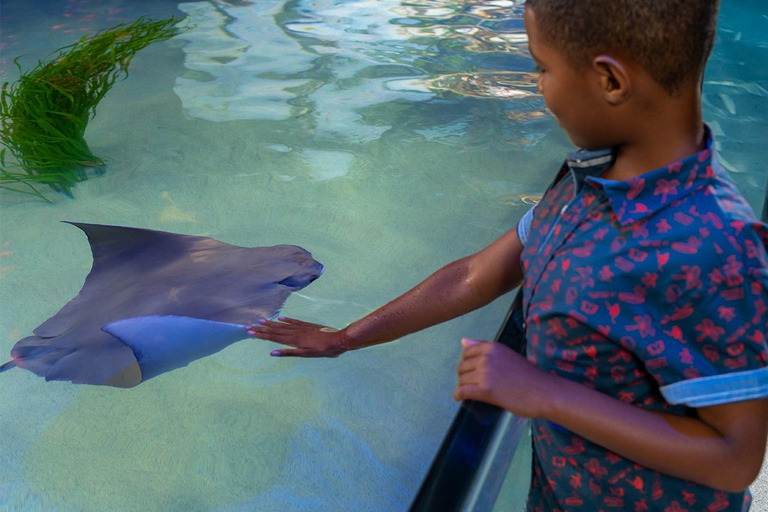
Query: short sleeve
[
  {"left": 630, "top": 222, "right": 768, "bottom": 408},
  {"left": 516, "top": 205, "right": 536, "bottom": 246}
]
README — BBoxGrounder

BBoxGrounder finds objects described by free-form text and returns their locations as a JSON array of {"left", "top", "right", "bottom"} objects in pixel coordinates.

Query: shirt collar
[
  {"left": 566, "top": 147, "right": 617, "bottom": 193},
  {"left": 566, "top": 125, "right": 720, "bottom": 226}
]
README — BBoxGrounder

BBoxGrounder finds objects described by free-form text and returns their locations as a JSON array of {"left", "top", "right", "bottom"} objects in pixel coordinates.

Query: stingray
[{"left": 0, "top": 222, "right": 323, "bottom": 388}]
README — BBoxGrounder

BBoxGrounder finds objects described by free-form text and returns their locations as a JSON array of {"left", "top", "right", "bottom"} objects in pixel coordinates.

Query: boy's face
[{"left": 524, "top": 6, "right": 618, "bottom": 149}]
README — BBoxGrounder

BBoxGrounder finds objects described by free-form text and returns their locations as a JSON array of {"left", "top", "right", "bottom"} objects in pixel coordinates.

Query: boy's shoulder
[
  {"left": 634, "top": 162, "right": 768, "bottom": 308},
  {"left": 644, "top": 162, "right": 767, "bottom": 261},
  {"left": 592, "top": 148, "right": 768, "bottom": 284},
  {"left": 600, "top": 142, "right": 766, "bottom": 254},
  {"left": 675, "top": 162, "right": 767, "bottom": 245}
]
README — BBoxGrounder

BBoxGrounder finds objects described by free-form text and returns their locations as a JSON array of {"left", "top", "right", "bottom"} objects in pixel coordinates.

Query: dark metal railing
[
  {"left": 762, "top": 175, "right": 768, "bottom": 223},
  {"left": 408, "top": 292, "right": 527, "bottom": 512}
]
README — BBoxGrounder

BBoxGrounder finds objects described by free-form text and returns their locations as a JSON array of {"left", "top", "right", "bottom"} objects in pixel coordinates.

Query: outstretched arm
[{"left": 249, "top": 227, "right": 525, "bottom": 357}]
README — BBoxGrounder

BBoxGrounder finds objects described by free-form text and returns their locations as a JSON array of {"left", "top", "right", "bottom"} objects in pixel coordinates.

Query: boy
[{"left": 250, "top": 0, "right": 768, "bottom": 510}]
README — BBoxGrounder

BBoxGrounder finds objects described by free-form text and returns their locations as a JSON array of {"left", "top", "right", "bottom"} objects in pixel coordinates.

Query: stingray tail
[{"left": 0, "top": 360, "right": 17, "bottom": 373}]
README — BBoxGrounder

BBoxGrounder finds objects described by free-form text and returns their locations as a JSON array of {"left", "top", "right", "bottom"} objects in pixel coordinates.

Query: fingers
[
  {"left": 456, "top": 360, "right": 481, "bottom": 385},
  {"left": 455, "top": 356, "right": 490, "bottom": 402},
  {"left": 455, "top": 338, "right": 490, "bottom": 401},
  {"left": 251, "top": 317, "right": 323, "bottom": 329},
  {"left": 246, "top": 321, "right": 307, "bottom": 341},
  {"left": 461, "top": 338, "right": 482, "bottom": 348},
  {"left": 458, "top": 338, "right": 491, "bottom": 362},
  {"left": 456, "top": 357, "right": 478, "bottom": 376},
  {"left": 453, "top": 383, "right": 483, "bottom": 402},
  {"left": 247, "top": 328, "right": 295, "bottom": 343},
  {"left": 248, "top": 320, "right": 304, "bottom": 331},
  {"left": 245, "top": 317, "right": 328, "bottom": 335},
  {"left": 276, "top": 317, "right": 324, "bottom": 328},
  {"left": 270, "top": 348, "right": 311, "bottom": 357},
  {"left": 457, "top": 338, "right": 491, "bottom": 378}
]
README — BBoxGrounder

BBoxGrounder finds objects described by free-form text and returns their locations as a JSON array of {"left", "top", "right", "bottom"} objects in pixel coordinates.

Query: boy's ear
[{"left": 592, "top": 55, "right": 631, "bottom": 105}]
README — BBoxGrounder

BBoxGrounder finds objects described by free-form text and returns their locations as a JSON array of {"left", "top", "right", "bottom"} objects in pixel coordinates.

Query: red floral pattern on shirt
[{"left": 522, "top": 138, "right": 768, "bottom": 512}]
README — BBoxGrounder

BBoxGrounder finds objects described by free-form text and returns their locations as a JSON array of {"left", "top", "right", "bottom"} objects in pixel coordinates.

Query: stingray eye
[
  {"left": 279, "top": 270, "right": 322, "bottom": 288},
  {"left": 278, "top": 275, "right": 304, "bottom": 288}
]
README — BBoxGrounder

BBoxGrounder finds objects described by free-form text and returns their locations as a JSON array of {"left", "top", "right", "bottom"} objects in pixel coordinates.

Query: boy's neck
[{"left": 601, "top": 89, "right": 705, "bottom": 182}]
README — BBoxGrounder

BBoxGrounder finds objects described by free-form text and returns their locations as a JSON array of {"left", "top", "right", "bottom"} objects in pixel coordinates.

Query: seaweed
[{"left": 0, "top": 17, "right": 181, "bottom": 201}]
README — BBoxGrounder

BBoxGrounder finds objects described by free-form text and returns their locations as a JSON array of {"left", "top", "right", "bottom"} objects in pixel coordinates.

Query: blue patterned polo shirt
[{"left": 517, "top": 128, "right": 768, "bottom": 512}]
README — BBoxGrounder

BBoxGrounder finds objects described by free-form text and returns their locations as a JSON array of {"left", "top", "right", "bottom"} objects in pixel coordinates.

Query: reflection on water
[
  {"left": 427, "top": 71, "right": 538, "bottom": 99},
  {"left": 173, "top": 0, "right": 545, "bottom": 141},
  {"left": 174, "top": 1, "right": 317, "bottom": 122}
]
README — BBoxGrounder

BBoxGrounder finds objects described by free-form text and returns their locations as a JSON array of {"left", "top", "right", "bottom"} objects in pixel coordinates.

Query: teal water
[{"left": 0, "top": 1, "right": 766, "bottom": 511}]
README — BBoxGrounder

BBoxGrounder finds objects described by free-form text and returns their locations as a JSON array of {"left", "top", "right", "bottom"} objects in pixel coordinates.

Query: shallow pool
[{"left": 1, "top": 1, "right": 766, "bottom": 511}]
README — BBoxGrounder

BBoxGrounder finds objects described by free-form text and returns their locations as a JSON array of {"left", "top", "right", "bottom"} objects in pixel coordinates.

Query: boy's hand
[
  {"left": 246, "top": 317, "right": 351, "bottom": 358},
  {"left": 454, "top": 338, "right": 558, "bottom": 419}
]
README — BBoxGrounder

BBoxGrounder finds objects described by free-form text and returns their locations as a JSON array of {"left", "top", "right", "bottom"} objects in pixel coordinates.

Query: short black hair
[{"left": 526, "top": 0, "right": 720, "bottom": 94}]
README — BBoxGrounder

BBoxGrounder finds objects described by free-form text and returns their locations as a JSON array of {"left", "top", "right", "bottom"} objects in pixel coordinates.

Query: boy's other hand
[
  {"left": 246, "top": 317, "right": 351, "bottom": 358},
  {"left": 454, "top": 338, "right": 559, "bottom": 419}
]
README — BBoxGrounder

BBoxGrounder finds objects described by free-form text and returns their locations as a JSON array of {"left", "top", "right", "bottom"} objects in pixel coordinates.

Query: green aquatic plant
[{"left": 0, "top": 17, "right": 180, "bottom": 201}]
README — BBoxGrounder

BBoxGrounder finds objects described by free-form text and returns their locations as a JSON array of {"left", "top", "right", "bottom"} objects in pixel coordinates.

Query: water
[{"left": 1, "top": 1, "right": 766, "bottom": 511}]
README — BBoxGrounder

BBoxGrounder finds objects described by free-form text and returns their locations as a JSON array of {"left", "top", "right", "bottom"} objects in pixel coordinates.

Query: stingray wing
[
  {"left": 33, "top": 222, "right": 184, "bottom": 338},
  {"left": 11, "top": 332, "right": 142, "bottom": 387},
  {"left": 103, "top": 316, "right": 250, "bottom": 382}
]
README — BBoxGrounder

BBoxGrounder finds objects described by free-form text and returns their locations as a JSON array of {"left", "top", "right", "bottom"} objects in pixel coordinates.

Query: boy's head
[
  {"left": 523, "top": 0, "right": 719, "bottom": 151},
  {"left": 525, "top": 0, "right": 720, "bottom": 95}
]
